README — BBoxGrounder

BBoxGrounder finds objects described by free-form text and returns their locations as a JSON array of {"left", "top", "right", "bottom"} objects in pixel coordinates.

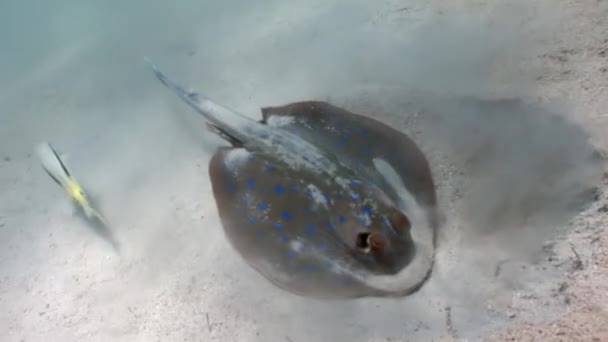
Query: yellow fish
[{"left": 36, "top": 141, "right": 108, "bottom": 226}]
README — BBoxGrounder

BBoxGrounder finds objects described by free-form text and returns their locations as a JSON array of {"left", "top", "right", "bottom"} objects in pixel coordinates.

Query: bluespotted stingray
[{"left": 146, "top": 60, "right": 439, "bottom": 299}]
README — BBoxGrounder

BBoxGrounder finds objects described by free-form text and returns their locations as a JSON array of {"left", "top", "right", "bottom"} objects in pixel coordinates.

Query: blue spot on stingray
[
  {"left": 226, "top": 182, "right": 237, "bottom": 193},
  {"left": 257, "top": 202, "right": 268, "bottom": 211},
  {"left": 383, "top": 216, "right": 398, "bottom": 235},
  {"left": 303, "top": 206, "right": 314, "bottom": 213},
  {"left": 272, "top": 222, "right": 283, "bottom": 231},
  {"left": 281, "top": 210, "right": 292, "bottom": 221},
  {"left": 274, "top": 184, "right": 285, "bottom": 194},
  {"left": 349, "top": 191, "right": 360, "bottom": 200},
  {"left": 356, "top": 216, "right": 369, "bottom": 226},
  {"left": 263, "top": 163, "right": 274, "bottom": 172},
  {"left": 322, "top": 192, "right": 330, "bottom": 202},
  {"left": 362, "top": 143, "right": 371, "bottom": 153},
  {"left": 337, "top": 215, "right": 346, "bottom": 224},
  {"left": 247, "top": 216, "right": 256, "bottom": 224},
  {"left": 304, "top": 223, "right": 316, "bottom": 234},
  {"left": 245, "top": 178, "right": 255, "bottom": 189},
  {"left": 278, "top": 234, "right": 288, "bottom": 243},
  {"left": 301, "top": 263, "right": 317, "bottom": 271},
  {"left": 324, "top": 220, "right": 334, "bottom": 230},
  {"left": 256, "top": 230, "right": 265, "bottom": 237},
  {"left": 305, "top": 187, "right": 313, "bottom": 197},
  {"left": 241, "top": 194, "right": 249, "bottom": 203},
  {"left": 316, "top": 241, "right": 327, "bottom": 250},
  {"left": 382, "top": 215, "right": 391, "bottom": 227},
  {"left": 361, "top": 205, "right": 372, "bottom": 216},
  {"left": 340, "top": 132, "right": 350, "bottom": 140},
  {"left": 350, "top": 179, "right": 362, "bottom": 185},
  {"left": 286, "top": 249, "right": 297, "bottom": 258}
]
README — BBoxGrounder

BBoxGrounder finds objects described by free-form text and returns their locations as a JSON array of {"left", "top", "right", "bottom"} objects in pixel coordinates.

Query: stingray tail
[
  {"left": 205, "top": 122, "right": 244, "bottom": 147},
  {"left": 145, "top": 58, "right": 256, "bottom": 146}
]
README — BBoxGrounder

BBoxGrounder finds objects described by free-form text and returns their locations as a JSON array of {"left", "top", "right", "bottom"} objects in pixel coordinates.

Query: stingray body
[
  {"left": 147, "top": 60, "right": 438, "bottom": 299},
  {"left": 259, "top": 102, "right": 439, "bottom": 231}
]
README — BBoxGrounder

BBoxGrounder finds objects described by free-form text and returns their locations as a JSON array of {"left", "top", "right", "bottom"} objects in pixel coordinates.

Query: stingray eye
[
  {"left": 356, "top": 232, "right": 385, "bottom": 253},
  {"left": 388, "top": 208, "right": 411, "bottom": 232}
]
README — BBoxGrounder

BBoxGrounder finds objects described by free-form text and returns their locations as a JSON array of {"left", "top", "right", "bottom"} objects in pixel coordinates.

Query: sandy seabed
[{"left": 1, "top": 0, "right": 607, "bottom": 341}]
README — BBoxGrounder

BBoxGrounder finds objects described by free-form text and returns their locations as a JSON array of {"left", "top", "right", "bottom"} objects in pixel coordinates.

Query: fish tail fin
[
  {"left": 74, "top": 189, "right": 110, "bottom": 227},
  {"left": 88, "top": 206, "right": 109, "bottom": 226},
  {"left": 37, "top": 142, "right": 73, "bottom": 188}
]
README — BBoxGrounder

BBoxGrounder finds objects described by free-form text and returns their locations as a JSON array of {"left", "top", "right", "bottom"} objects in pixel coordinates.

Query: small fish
[
  {"left": 147, "top": 59, "right": 437, "bottom": 299},
  {"left": 36, "top": 141, "right": 119, "bottom": 250}
]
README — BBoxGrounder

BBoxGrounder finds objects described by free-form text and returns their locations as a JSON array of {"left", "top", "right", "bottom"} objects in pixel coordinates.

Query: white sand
[{"left": 1, "top": 1, "right": 607, "bottom": 341}]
